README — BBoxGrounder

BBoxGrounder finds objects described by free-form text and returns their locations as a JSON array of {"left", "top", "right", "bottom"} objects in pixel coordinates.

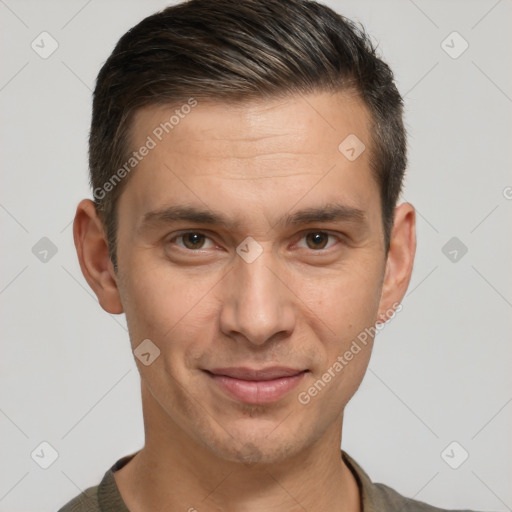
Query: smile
[{"left": 203, "top": 367, "right": 308, "bottom": 404}]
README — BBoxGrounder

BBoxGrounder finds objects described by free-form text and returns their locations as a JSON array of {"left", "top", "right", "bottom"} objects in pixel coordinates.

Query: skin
[{"left": 74, "top": 90, "right": 416, "bottom": 512}]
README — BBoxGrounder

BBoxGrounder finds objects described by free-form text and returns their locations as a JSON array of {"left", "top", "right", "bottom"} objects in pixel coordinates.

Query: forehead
[
  {"left": 130, "top": 90, "right": 371, "bottom": 162},
  {"left": 119, "top": 91, "right": 379, "bottom": 230}
]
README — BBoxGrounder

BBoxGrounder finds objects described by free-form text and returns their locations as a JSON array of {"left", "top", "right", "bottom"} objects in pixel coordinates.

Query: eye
[
  {"left": 297, "top": 231, "right": 339, "bottom": 250},
  {"left": 172, "top": 232, "right": 215, "bottom": 250}
]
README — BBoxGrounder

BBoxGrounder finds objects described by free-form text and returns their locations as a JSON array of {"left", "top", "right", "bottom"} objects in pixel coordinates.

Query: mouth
[{"left": 203, "top": 367, "right": 308, "bottom": 404}]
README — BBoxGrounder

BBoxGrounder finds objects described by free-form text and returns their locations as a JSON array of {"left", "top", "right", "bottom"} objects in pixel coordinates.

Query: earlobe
[
  {"left": 377, "top": 202, "right": 416, "bottom": 323},
  {"left": 73, "top": 199, "right": 124, "bottom": 314}
]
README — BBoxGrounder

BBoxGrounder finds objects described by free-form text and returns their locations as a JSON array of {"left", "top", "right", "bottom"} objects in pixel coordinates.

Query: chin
[{"left": 196, "top": 422, "right": 307, "bottom": 466}]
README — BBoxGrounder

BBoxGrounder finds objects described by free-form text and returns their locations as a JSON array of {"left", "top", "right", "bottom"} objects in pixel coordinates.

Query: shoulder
[
  {"left": 57, "top": 485, "right": 100, "bottom": 512},
  {"left": 56, "top": 451, "right": 138, "bottom": 512},
  {"left": 342, "top": 450, "right": 485, "bottom": 512},
  {"left": 371, "top": 480, "right": 479, "bottom": 512}
]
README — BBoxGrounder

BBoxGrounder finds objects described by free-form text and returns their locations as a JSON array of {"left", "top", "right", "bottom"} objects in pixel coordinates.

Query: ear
[
  {"left": 73, "top": 199, "right": 123, "bottom": 314},
  {"left": 377, "top": 202, "right": 416, "bottom": 323}
]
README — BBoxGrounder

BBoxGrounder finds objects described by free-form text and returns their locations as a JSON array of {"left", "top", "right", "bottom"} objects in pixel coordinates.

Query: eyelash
[{"left": 168, "top": 230, "right": 343, "bottom": 252}]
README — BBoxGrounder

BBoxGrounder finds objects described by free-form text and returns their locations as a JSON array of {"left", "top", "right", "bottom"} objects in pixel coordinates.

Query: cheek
[
  {"left": 119, "top": 264, "right": 197, "bottom": 340},
  {"left": 118, "top": 262, "right": 223, "bottom": 368},
  {"left": 297, "top": 259, "right": 383, "bottom": 337}
]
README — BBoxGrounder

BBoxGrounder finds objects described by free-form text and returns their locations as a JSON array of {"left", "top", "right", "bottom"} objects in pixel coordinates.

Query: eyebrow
[
  {"left": 282, "top": 203, "right": 366, "bottom": 226},
  {"left": 140, "top": 202, "right": 366, "bottom": 232}
]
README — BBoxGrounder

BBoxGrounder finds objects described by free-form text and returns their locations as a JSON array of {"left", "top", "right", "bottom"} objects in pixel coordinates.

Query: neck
[{"left": 114, "top": 384, "right": 361, "bottom": 512}]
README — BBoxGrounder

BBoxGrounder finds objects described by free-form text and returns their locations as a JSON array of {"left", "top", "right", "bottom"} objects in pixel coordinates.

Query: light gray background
[{"left": 1, "top": 1, "right": 511, "bottom": 511}]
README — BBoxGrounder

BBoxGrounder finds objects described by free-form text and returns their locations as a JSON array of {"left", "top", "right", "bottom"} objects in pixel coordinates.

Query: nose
[{"left": 219, "top": 252, "right": 296, "bottom": 346}]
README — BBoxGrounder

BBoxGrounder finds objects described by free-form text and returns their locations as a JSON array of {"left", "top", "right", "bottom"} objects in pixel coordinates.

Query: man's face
[{"left": 114, "top": 91, "right": 391, "bottom": 464}]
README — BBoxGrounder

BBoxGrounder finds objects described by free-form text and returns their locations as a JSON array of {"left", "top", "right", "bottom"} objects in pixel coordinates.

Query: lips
[{"left": 204, "top": 366, "right": 307, "bottom": 404}]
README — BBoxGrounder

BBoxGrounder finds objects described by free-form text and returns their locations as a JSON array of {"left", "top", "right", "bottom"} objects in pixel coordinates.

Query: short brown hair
[{"left": 89, "top": 0, "right": 407, "bottom": 268}]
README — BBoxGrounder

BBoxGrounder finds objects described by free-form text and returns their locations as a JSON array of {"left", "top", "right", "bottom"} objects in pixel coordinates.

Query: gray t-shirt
[{"left": 57, "top": 450, "right": 479, "bottom": 512}]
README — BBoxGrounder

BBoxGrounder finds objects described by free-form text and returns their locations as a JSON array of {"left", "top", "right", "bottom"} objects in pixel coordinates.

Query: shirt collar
[{"left": 99, "top": 449, "right": 381, "bottom": 512}]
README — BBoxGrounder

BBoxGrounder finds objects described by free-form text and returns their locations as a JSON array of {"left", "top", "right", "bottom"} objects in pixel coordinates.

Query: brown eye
[
  {"left": 181, "top": 232, "right": 207, "bottom": 250},
  {"left": 305, "top": 232, "right": 329, "bottom": 250}
]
